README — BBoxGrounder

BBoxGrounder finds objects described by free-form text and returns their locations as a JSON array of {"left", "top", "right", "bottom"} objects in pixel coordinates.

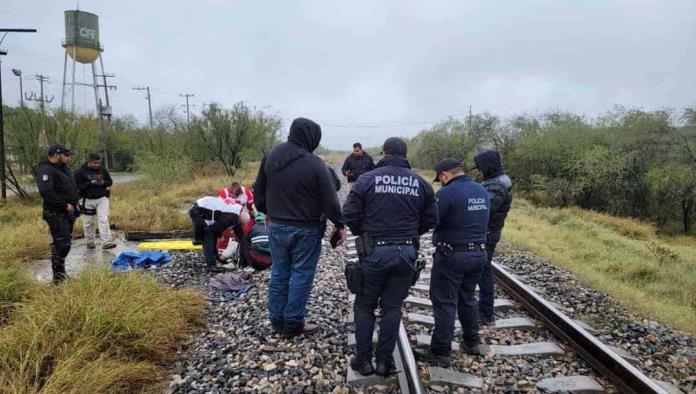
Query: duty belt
[
  {"left": 450, "top": 243, "right": 486, "bottom": 251},
  {"left": 375, "top": 239, "right": 415, "bottom": 246}
]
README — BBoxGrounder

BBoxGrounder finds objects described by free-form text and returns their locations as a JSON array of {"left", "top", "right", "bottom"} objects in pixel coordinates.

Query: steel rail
[
  {"left": 492, "top": 262, "right": 668, "bottom": 394},
  {"left": 396, "top": 321, "right": 426, "bottom": 394}
]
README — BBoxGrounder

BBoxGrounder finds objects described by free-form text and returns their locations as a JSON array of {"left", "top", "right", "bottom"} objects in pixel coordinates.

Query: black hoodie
[
  {"left": 474, "top": 150, "right": 513, "bottom": 243},
  {"left": 254, "top": 118, "right": 344, "bottom": 228},
  {"left": 74, "top": 163, "right": 113, "bottom": 199}
]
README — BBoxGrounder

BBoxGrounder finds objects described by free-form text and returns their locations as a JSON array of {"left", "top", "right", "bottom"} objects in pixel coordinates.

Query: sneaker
[
  {"left": 350, "top": 357, "right": 374, "bottom": 376},
  {"left": 414, "top": 348, "right": 451, "bottom": 367},
  {"left": 86, "top": 242, "right": 96, "bottom": 249},
  {"left": 374, "top": 360, "right": 397, "bottom": 377},
  {"left": 281, "top": 323, "right": 319, "bottom": 339},
  {"left": 102, "top": 241, "right": 117, "bottom": 250}
]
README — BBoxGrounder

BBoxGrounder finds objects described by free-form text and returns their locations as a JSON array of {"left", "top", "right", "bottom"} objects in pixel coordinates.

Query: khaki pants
[{"left": 82, "top": 197, "right": 112, "bottom": 243}]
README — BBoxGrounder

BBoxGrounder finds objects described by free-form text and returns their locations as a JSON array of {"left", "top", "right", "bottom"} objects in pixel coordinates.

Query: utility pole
[
  {"left": 94, "top": 66, "right": 116, "bottom": 169},
  {"left": 11, "top": 69, "right": 23, "bottom": 107},
  {"left": 0, "top": 28, "right": 38, "bottom": 200},
  {"left": 133, "top": 86, "right": 153, "bottom": 129},
  {"left": 25, "top": 74, "right": 54, "bottom": 116},
  {"left": 469, "top": 104, "right": 473, "bottom": 133},
  {"left": 180, "top": 93, "right": 194, "bottom": 125}
]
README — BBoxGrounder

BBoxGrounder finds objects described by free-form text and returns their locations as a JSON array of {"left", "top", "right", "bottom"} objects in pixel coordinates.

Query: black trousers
[
  {"left": 43, "top": 211, "right": 75, "bottom": 282},
  {"left": 189, "top": 205, "right": 241, "bottom": 266}
]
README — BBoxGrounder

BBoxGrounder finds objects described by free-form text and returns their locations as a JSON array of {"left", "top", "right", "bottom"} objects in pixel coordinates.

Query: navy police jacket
[
  {"left": 433, "top": 175, "right": 490, "bottom": 246},
  {"left": 343, "top": 155, "right": 438, "bottom": 240}
]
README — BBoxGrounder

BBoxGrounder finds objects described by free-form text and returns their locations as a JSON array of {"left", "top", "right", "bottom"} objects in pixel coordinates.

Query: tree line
[
  {"left": 1, "top": 101, "right": 281, "bottom": 196},
  {"left": 407, "top": 106, "right": 696, "bottom": 234}
]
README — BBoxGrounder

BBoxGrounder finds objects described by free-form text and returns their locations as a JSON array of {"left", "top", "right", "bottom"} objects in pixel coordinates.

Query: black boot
[
  {"left": 374, "top": 360, "right": 397, "bottom": 376},
  {"left": 414, "top": 348, "right": 451, "bottom": 367},
  {"left": 350, "top": 357, "right": 374, "bottom": 376},
  {"left": 51, "top": 256, "right": 69, "bottom": 284},
  {"left": 462, "top": 343, "right": 484, "bottom": 356}
]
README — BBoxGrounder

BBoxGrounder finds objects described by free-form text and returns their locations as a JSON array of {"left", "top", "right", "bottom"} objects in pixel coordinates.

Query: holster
[
  {"left": 435, "top": 242, "right": 455, "bottom": 257},
  {"left": 79, "top": 198, "right": 96, "bottom": 216},
  {"left": 354, "top": 233, "right": 374, "bottom": 258},
  {"left": 411, "top": 257, "right": 426, "bottom": 286},
  {"left": 344, "top": 257, "right": 363, "bottom": 294}
]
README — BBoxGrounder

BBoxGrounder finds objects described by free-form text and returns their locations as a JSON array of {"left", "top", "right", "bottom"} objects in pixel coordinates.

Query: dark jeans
[
  {"left": 43, "top": 211, "right": 75, "bottom": 282},
  {"left": 478, "top": 242, "right": 498, "bottom": 322},
  {"left": 267, "top": 222, "right": 323, "bottom": 335},
  {"left": 430, "top": 249, "right": 486, "bottom": 355},
  {"left": 354, "top": 245, "right": 416, "bottom": 363}
]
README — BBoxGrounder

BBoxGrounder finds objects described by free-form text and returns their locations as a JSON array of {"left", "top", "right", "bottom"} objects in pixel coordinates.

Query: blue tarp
[{"left": 111, "top": 251, "right": 171, "bottom": 271}]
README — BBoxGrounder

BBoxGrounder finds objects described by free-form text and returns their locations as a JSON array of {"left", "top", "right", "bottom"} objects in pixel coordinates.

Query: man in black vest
[{"left": 36, "top": 144, "right": 80, "bottom": 284}]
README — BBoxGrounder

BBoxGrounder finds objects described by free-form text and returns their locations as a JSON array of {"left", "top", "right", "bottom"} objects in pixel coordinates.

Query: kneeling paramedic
[
  {"left": 36, "top": 144, "right": 80, "bottom": 284},
  {"left": 343, "top": 137, "right": 438, "bottom": 376},
  {"left": 419, "top": 158, "right": 490, "bottom": 366},
  {"left": 189, "top": 196, "right": 250, "bottom": 272}
]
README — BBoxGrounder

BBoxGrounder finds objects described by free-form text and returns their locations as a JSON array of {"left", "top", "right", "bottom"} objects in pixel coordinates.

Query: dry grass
[
  {"left": 503, "top": 198, "right": 696, "bottom": 333},
  {"left": 0, "top": 268, "right": 205, "bottom": 393}
]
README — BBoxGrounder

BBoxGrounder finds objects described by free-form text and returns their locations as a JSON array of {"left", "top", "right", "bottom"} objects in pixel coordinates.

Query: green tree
[
  {"left": 189, "top": 102, "right": 280, "bottom": 175},
  {"left": 648, "top": 164, "right": 696, "bottom": 233}
]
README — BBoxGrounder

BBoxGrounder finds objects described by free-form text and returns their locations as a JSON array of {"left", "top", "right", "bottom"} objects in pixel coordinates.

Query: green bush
[{"left": 134, "top": 150, "right": 193, "bottom": 181}]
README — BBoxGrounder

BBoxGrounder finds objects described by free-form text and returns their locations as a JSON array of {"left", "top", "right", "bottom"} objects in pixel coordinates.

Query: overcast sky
[{"left": 1, "top": 0, "right": 694, "bottom": 149}]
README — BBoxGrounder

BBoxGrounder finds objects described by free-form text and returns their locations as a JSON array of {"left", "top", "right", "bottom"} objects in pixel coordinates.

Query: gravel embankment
[
  {"left": 153, "top": 247, "right": 353, "bottom": 393},
  {"left": 497, "top": 245, "right": 696, "bottom": 393}
]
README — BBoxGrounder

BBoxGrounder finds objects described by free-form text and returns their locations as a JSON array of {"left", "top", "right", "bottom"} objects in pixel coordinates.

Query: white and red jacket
[{"left": 218, "top": 186, "right": 254, "bottom": 209}]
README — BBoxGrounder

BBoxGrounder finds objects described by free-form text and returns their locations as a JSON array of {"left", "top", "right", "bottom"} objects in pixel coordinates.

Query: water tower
[{"left": 60, "top": 10, "right": 112, "bottom": 117}]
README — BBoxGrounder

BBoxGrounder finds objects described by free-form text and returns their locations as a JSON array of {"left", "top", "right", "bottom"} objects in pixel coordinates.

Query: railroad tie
[
  {"left": 415, "top": 335, "right": 564, "bottom": 357},
  {"left": 535, "top": 375, "right": 605, "bottom": 393},
  {"left": 427, "top": 366, "right": 483, "bottom": 389},
  {"left": 406, "top": 312, "right": 537, "bottom": 331},
  {"left": 404, "top": 295, "right": 514, "bottom": 311}
]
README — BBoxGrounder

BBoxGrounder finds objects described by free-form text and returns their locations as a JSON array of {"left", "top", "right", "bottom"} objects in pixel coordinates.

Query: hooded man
[
  {"left": 473, "top": 150, "right": 513, "bottom": 324},
  {"left": 254, "top": 117, "right": 346, "bottom": 338}
]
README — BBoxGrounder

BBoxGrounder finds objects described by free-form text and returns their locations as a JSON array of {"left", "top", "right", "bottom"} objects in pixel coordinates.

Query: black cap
[
  {"left": 381, "top": 137, "right": 407, "bottom": 156},
  {"left": 48, "top": 144, "right": 71, "bottom": 156},
  {"left": 433, "top": 158, "right": 462, "bottom": 182}
]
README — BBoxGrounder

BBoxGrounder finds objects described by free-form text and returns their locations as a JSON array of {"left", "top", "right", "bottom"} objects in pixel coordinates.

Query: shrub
[{"left": 0, "top": 268, "right": 205, "bottom": 393}]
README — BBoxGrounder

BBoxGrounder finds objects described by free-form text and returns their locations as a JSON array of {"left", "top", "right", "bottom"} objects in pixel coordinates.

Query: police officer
[
  {"left": 473, "top": 150, "right": 513, "bottom": 325},
  {"left": 418, "top": 158, "right": 490, "bottom": 366},
  {"left": 37, "top": 144, "right": 80, "bottom": 284},
  {"left": 343, "top": 137, "right": 438, "bottom": 376}
]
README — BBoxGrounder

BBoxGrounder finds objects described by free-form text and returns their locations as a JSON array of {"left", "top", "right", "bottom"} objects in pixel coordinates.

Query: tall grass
[
  {"left": 0, "top": 268, "right": 205, "bottom": 393},
  {"left": 503, "top": 198, "right": 696, "bottom": 333}
]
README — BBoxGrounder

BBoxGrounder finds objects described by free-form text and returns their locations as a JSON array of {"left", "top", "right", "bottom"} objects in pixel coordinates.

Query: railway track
[{"left": 343, "top": 232, "right": 680, "bottom": 393}]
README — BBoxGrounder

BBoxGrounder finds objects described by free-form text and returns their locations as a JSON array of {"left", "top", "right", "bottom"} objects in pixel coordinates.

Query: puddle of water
[{"left": 28, "top": 232, "right": 140, "bottom": 282}]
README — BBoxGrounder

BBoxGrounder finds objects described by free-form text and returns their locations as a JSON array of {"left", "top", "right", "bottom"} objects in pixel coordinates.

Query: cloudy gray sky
[{"left": 1, "top": 0, "right": 695, "bottom": 149}]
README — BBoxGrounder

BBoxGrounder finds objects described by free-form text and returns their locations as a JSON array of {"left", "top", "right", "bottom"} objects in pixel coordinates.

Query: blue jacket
[
  {"left": 343, "top": 155, "right": 438, "bottom": 240},
  {"left": 433, "top": 175, "right": 490, "bottom": 246}
]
